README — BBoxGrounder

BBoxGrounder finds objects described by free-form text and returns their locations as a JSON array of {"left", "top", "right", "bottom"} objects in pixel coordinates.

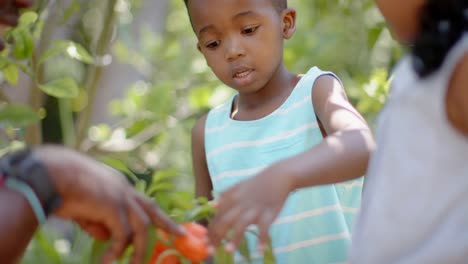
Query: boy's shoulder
[
  {"left": 193, "top": 94, "right": 235, "bottom": 136},
  {"left": 206, "top": 94, "right": 235, "bottom": 118}
]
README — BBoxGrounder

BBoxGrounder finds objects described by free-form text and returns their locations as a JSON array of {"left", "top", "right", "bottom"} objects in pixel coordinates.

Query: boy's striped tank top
[{"left": 205, "top": 67, "right": 363, "bottom": 263}]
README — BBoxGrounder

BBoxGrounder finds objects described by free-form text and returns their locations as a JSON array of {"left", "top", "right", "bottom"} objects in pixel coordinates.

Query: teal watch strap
[
  {"left": 5, "top": 177, "right": 47, "bottom": 225},
  {"left": 0, "top": 148, "right": 62, "bottom": 216}
]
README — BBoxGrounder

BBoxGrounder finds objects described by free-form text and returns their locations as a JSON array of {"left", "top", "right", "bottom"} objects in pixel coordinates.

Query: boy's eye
[
  {"left": 205, "top": 40, "right": 220, "bottom": 49},
  {"left": 242, "top": 25, "right": 259, "bottom": 35}
]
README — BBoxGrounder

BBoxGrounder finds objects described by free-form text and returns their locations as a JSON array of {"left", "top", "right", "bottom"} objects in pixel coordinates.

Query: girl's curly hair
[{"left": 412, "top": 0, "right": 468, "bottom": 77}]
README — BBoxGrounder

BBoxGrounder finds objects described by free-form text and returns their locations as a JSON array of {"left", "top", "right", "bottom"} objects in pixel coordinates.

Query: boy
[{"left": 186, "top": 0, "right": 373, "bottom": 263}]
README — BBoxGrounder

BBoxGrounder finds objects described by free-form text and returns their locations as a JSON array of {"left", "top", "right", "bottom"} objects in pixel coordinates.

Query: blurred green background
[{"left": 0, "top": 0, "right": 399, "bottom": 263}]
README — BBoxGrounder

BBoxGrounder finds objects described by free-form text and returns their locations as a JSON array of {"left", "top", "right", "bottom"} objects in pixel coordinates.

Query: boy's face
[
  {"left": 187, "top": 0, "right": 296, "bottom": 93},
  {"left": 376, "top": 0, "right": 426, "bottom": 43}
]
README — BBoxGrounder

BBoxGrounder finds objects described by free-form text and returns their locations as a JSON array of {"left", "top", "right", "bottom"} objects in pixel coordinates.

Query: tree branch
[{"left": 76, "top": 0, "right": 119, "bottom": 149}]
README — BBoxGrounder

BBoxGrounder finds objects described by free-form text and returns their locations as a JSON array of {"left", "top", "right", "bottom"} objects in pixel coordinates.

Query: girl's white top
[{"left": 350, "top": 35, "right": 468, "bottom": 264}]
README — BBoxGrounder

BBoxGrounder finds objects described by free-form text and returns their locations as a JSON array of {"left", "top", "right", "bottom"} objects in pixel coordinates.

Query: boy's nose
[{"left": 225, "top": 38, "right": 245, "bottom": 61}]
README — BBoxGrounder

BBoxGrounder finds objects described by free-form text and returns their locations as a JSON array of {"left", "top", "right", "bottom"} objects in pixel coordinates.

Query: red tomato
[
  {"left": 149, "top": 241, "right": 180, "bottom": 264},
  {"left": 173, "top": 222, "right": 211, "bottom": 262}
]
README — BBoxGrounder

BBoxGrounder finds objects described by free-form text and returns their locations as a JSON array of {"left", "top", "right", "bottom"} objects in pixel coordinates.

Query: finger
[
  {"left": 210, "top": 189, "right": 237, "bottom": 222},
  {"left": 207, "top": 188, "right": 241, "bottom": 244},
  {"left": 257, "top": 212, "right": 276, "bottom": 251},
  {"left": 208, "top": 205, "right": 243, "bottom": 247},
  {"left": 226, "top": 210, "right": 258, "bottom": 252},
  {"left": 101, "top": 207, "right": 132, "bottom": 264},
  {"left": 135, "top": 193, "right": 185, "bottom": 236},
  {"left": 126, "top": 197, "right": 150, "bottom": 264},
  {"left": 208, "top": 199, "right": 219, "bottom": 208},
  {"left": 76, "top": 220, "right": 111, "bottom": 241}
]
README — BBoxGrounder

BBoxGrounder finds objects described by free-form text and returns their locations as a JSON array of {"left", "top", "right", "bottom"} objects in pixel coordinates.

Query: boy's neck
[{"left": 236, "top": 62, "right": 298, "bottom": 109}]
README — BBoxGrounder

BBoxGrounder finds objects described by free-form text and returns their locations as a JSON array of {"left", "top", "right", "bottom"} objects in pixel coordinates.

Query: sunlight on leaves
[{"left": 38, "top": 77, "right": 80, "bottom": 98}]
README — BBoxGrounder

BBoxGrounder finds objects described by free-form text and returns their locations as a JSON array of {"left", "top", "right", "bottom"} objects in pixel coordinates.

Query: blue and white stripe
[{"left": 205, "top": 67, "right": 363, "bottom": 263}]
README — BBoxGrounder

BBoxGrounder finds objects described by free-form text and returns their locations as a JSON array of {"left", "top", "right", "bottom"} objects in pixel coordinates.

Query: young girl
[
  {"left": 187, "top": 0, "right": 374, "bottom": 263},
  {"left": 351, "top": 0, "right": 468, "bottom": 262},
  {"left": 210, "top": 0, "right": 468, "bottom": 263}
]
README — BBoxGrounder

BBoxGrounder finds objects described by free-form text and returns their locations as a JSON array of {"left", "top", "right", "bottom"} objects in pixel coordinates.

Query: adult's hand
[
  {"left": 0, "top": 0, "right": 33, "bottom": 26},
  {"left": 0, "top": 0, "right": 35, "bottom": 49},
  {"left": 36, "top": 145, "right": 185, "bottom": 264}
]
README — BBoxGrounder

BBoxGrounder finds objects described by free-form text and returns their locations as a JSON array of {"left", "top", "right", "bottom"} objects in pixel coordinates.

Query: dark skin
[
  {"left": 205, "top": 76, "right": 374, "bottom": 251},
  {"left": 375, "top": 0, "right": 468, "bottom": 135},
  {"left": 0, "top": 0, "right": 32, "bottom": 25},
  {"left": 189, "top": 0, "right": 374, "bottom": 251},
  {"left": 192, "top": 0, "right": 298, "bottom": 120},
  {"left": 0, "top": 0, "right": 34, "bottom": 49},
  {"left": 199, "top": 0, "right": 468, "bottom": 253},
  {"left": 0, "top": 0, "right": 185, "bottom": 263},
  {"left": 0, "top": 4, "right": 185, "bottom": 263},
  {"left": 191, "top": 0, "right": 299, "bottom": 200},
  {"left": 0, "top": 146, "right": 185, "bottom": 264},
  {"left": 446, "top": 53, "right": 468, "bottom": 135}
]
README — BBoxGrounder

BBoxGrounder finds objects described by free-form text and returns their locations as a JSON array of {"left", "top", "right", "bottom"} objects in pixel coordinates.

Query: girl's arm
[
  {"left": 446, "top": 54, "right": 468, "bottom": 136},
  {"left": 208, "top": 75, "right": 375, "bottom": 249},
  {"left": 191, "top": 114, "right": 214, "bottom": 200}
]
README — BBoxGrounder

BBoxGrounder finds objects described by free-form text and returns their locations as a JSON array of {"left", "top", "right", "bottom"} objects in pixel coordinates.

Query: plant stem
[
  {"left": 58, "top": 99, "right": 75, "bottom": 146},
  {"left": 0, "top": 88, "right": 10, "bottom": 103},
  {"left": 24, "top": 54, "right": 43, "bottom": 145},
  {"left": 76, "top": 0, "right": 118, "bottom": 150},
  {"left": 24, "top": 0, "right": 56, "bottom": 145}
]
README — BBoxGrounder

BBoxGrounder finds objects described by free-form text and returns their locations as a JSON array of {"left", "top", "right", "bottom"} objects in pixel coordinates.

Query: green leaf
[
  {"left": 184, "top": 203, "right": 216, "bottom": 222},
  {"left": 368, "top": 22, "right": 385, "bottom": 49},
  {"left": 152, "top": 168, "right": 178, "bottom": 183},
  {"left": 135, "top": 179, "right": 147, "bottom": 193},
  {"left": 12, "top": 28, "right": 34, "bottom": 60},
  {"left": 238, "top": 236, "right": 252, "bottom": 264},
  {"left": 143, "top": 228, "right": 158, "bottom": 263},
  {"left": 98, "top": 156, "right": 141, "bottom": 185},
  {"left": 39, "top": 41, "right": 94, "bottom": 65},
  {"left": 147, "top": 182, "right": 175, "bottom": 196},
  {"left": 263, "top": 240, "right": 276, "bottom": 264},
  {"left": 38, "top": 77, "right": 79, "bottom": 98},
  {"left": 2, "top": 64, "right": 19, "bottom": 85},
  {"left": 99, "top": 157, "right": 129, "bottom": 172},
  {"left": 196, "top": 196, "right": 209, "bottom": 204},
  {"left": 65, "top": 41, "right": 94, "bottom": 63},
  {"left": 213, "top": 246, "right": 234, "bottom": 264},
  {"left": 146, "top": 169, "right": 178, "bottom": 195},
  {"left": 0, "top": 104, "right": 39, "bottom": 127},
  {"left": 39, "top": 42, "right": 69, "bottom": 64},
  {"left": 34, "top": 231, "right": 64, "bottom": 264},
  {"left": 89, "top": 241, "right": 110, "bottom": 264},
  {"left": 19, "top": 11, "right": 38, "bottom": 26},
  {"left": 62, "top": 0, "right": 80, "bottom": 24}
]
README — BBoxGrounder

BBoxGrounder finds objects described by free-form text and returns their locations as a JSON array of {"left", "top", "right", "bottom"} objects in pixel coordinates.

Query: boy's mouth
[{"left": 232, "top": 67, "right": 254, "bottom": 79}]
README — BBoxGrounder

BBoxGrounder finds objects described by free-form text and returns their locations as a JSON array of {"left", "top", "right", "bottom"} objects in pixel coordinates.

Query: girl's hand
[{"left": 208, "top": 161, "right": 294, "bottom": 251}]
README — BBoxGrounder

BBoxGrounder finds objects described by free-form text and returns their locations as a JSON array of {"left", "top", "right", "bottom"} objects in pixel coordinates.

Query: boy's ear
[
  {"left": 197, "top": 43, "right": 201, "bottom": 52},
  {"left": 282, "top": 8, "right": 297, "bottom": 39}
]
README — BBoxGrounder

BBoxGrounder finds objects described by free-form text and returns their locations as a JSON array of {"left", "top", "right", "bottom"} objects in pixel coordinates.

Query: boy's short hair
[{"left": 183, "top": 0, "right": 287, "bottom": 13}]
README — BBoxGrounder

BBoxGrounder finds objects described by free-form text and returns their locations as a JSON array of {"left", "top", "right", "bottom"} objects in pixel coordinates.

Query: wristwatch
[{"left": 0, "top": 148, "right": 62, "bottom": 216}]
